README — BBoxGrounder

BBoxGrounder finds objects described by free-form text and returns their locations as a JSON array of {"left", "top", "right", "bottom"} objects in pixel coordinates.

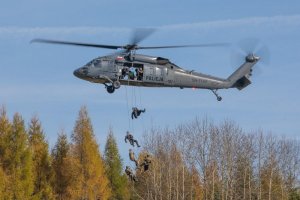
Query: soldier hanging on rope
[
  {"left": 125, "top": 166, "right": 138, "bottom": 182},
  {"left": 131, "top": 107, "right": 146, "bottom": 119},
  {"left": 140, "top": 154, "right": 152, "bottom": 172},
  {"left": 129, "top": 149, "right": 139, "bottom": 167},
  {"left": 125, "top": 131, "right": 141, "bottom": 147}
]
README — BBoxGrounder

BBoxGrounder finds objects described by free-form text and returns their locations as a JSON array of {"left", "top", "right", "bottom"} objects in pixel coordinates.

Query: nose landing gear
[
  {"left": 106, "top": 85, "right": 115, "bottom": 93},
  {"left": 104, "top": 80, "right": 121, "bottom": 94}
]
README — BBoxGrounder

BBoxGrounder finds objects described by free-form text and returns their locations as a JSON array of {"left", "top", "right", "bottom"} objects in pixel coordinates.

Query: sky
[{"left": 1, "top": 0, "right": 300, "bottom": 166}]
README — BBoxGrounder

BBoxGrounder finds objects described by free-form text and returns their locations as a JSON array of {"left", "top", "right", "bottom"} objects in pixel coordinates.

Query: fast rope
[
  {"left": 131, "top": 85, "right": 136, "bottom": 134},
  {"left": 125, "top": 80, "right": 132, "bottom": 132},
  {"left": 137, "top": 86, "right": 146, "bottom": 133}
]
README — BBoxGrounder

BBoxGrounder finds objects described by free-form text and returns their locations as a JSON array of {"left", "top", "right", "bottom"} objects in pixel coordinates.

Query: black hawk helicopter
[{"left": 32, "top": 29, "right": 267, "bottom": 101}]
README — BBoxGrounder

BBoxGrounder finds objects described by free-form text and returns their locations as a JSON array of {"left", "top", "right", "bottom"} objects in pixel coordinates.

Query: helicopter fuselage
[
  {"left": 74, "top": 54, "right": 232, "bottom": 90},
  {"left": 31, "top": 31, "right": 262, "bottom": 101},
  {"left": 73, "top": 53, "right": 259, "bottom": 100}
]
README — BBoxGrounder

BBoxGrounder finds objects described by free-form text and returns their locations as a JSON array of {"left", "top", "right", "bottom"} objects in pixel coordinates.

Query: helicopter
[{"left": 32, "top": 29, "right": 265, "bottom": 101}]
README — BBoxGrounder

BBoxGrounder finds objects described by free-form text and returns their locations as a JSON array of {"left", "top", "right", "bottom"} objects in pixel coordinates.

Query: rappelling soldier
[
  {"left": 125, "top": 166, "right": 137, "bottom": 182},
  {"left": 131, "top": 107, "right": 146, "bottom": 119},
  {"left": 140, "top": 154, "right": 152, "bottom": 172},
  {"left": 125, "top": 131, "right": 141, "bottom": 147},
  {"left": 129, "top": 149, "right": 139, "bottom": 167}
]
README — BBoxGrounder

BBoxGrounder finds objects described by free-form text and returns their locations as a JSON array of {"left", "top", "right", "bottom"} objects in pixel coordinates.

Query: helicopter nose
[
  {"left": 73, "top": 68, "right": 81, "bottom": 78},
  {"left": 73, "top": 67, "right": 88, "bottom": 78}
]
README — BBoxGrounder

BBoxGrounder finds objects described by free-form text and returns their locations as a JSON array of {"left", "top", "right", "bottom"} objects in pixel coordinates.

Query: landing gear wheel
[
  {"left": 113, "top": 81, "right": 121, "bottom": 89},
  {"left": 107, "top": 86, "right": 115, "bottom": 94},
  {"left": 211, "top": 89, "right": 222, "bottom": 101}
]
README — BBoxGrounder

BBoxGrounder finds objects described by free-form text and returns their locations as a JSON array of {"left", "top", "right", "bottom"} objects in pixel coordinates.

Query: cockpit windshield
[
  {"left": 86, "top": 58, "right": 102, "bottom": 67},
  {"left": 93, "top": 59, "right": 101, "bottom": 66},
  {"left": 86, "top": 58, "right": 113, "bottom": 69}
]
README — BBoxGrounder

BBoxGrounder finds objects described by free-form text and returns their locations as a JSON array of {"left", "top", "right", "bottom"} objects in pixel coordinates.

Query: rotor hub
[
  {"left": 124, "top": 44, "right": 138, "bottom": 51},
  {"left": 245, "top": 54, "right": 260, "bottom": 63}
]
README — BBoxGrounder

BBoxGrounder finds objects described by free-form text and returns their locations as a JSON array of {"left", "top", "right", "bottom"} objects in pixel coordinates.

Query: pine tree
[
  {"left": 0, "top": 107, "right": 11, "bottom": 200},
  {"left": 71, "top": 106, "right": 111, "bottom": 199},
  {"left": 52, "top": 132, "right": 69, "bottom": 198},
  {"left": 52, "top": 132, "right": 82, "bottom": 199},
  {"left": 0, "top": 106, "right": 11, "bottom": 167},
  {"left": 0, "top": 165, "right": 7, "bottom": 200},
  {"left": 104, "top": 128, "right": 130, "bottom": 200},
  {"left": 28, "top": 116, "right": 54, "bottom": 200},
  {"left": 7, "top": 113, "right": 34, "bottom": 200}
]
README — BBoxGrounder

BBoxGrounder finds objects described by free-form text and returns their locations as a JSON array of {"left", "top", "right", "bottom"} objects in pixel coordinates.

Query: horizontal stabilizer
[
  {"left": 226, "top": 54, "right": 259, "bottom": 90},
  {"left": 232, "top": 76, "right": 251, "bottom": 90}
]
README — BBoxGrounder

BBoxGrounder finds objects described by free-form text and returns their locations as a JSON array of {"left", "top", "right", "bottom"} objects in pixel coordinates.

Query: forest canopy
[{"left": 0, "top": 106, "right": 299, "bottom": 200}]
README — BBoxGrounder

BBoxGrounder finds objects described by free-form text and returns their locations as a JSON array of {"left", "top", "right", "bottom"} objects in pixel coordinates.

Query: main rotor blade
[
  {"left": 138, "top": 43, "right": 230, "bottom": 50},
  {"left": 130, "top": 28, "right": 156, "bottom": 45},
  {"left": 31, "top": 39, "right": 122, "bottom": 50}
]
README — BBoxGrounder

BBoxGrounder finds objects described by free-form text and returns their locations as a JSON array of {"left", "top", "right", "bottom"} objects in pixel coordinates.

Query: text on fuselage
[{"left": 145, "top": 76, "right": 164, "bottom": 82}]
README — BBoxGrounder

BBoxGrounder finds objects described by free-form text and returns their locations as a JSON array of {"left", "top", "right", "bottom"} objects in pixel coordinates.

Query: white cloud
[
  {"left": 160, "top": 15, "right": 300, "bottom": 30},
  {"left": 0, "top": 15, "right": 299, "bottom": 38},
  {"left": 0, "top": 27, "right": 130, "bottom": 39}
]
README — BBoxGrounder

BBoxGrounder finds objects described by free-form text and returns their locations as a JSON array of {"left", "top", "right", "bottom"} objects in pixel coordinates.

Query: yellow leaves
[
  {"left": 29, "top": 117, "right": 54, "bottom": 200},
  {"left": 63, "top": 155, "right": 84, "bottom": 199},
  {"left": 0, "top": 112, "right": 34, "bottom": 200},
  {"left": 0, "top": 166, "right": 8, "bottom": 200},
  {"left": 71, "top": 106, "right": 112, "bottom": 200},
  {"left": 0, "top": 106, "right": 114, "bottom": 199}
]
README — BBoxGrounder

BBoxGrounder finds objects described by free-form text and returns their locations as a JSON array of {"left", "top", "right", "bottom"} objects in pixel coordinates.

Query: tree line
[
  {"left": 135, "top": 119, "right": 300, "bottom": 200},
  {"left": 0, "top": 106, "right": 299, "bottom": 200}
]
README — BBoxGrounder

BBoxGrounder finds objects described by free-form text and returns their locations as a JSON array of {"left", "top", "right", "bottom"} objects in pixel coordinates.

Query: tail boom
[{"left": 227, "top": 54, "right": 259, "bottom": 90}]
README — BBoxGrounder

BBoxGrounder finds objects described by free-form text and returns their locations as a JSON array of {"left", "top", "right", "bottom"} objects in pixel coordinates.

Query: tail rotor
[{"left": 231, "top": 38, "right": 270, "bottom": 77}]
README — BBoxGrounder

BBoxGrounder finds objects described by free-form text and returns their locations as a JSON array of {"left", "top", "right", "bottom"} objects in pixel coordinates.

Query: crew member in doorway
[
  {"left": 131, "top": 107, "right": 146, "bottom": 119},
  {"left": 137, "top": 67, "right": 143, "bottom": 81},
  {"left": 121, "top": 67, "right": 129, "bottom": 79},
  {"left": 128, "top": 66, "right": 136, "bottom": 80},
  {"left": 125, "top": 131, "right": 141, "bottom": 147}
]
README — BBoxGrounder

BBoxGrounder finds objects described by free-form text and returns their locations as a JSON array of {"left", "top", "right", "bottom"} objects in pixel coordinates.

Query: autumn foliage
[{"left": 0, "top": 106, "right": 300, "bottom": 200}]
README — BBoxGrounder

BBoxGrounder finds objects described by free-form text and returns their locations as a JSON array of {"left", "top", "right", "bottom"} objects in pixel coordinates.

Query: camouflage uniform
[
  {"left": 129, "top": 149, "right": 139, "bottom": 167},
  {"left": 131, "top": 107, "right": 146, "bottom": 119},
  {"left": 125, "top": 131, "right": 141, "bottom": 147},
  {"left": 140, "top": 154, "right": 151, "bottom": 171},
  {"left": 125, "top": 166, "right": 137, "bottom": 182}
]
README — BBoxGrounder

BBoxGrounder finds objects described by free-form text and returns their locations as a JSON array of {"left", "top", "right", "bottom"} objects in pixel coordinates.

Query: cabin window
[
  {"left": 165, "top": 68, "right": 168, "bottom": 75},
  {"left": 156, "top": 67, "right": 162, "bottom": 76},
  {"left": 149, "top": 67, "right": 155, "bottom": 75}
]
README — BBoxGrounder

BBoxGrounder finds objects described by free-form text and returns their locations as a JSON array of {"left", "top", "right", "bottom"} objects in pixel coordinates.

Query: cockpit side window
[
  {"left": 87, "top": 58, "right": 113, "bottom": 69},
  {"left": 86, "top": 59, "right": 101, "bottom": 67},
  {"left": 101, "top": 60, "right": 110, "bottom": 68},
  {"left": 87, "top": 60, "right": 93, "bottom": 66},
  {"left": 93, "top": 59, "right": 102, "bottom": 68}
]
